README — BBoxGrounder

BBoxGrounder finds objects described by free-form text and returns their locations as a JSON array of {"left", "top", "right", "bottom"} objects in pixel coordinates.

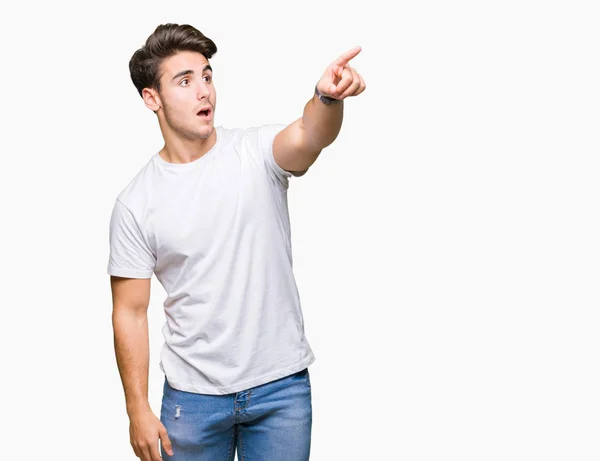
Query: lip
[{"left": 196, "top": 106, "right": 213, "bottom": 120}]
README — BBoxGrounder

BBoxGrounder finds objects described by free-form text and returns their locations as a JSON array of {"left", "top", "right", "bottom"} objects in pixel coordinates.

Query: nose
[{"left": 196, "top": 82, "right": 210, "bottom": 100}]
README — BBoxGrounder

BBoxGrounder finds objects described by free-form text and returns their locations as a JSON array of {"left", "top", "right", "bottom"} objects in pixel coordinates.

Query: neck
[{"left": 159, "top": 127, "right": 217, "bottom": 164}]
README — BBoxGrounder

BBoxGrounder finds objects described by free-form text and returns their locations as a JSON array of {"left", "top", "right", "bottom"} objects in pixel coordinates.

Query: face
[{"left": 149, "top": 51, "right": 217, "bottom": 141}]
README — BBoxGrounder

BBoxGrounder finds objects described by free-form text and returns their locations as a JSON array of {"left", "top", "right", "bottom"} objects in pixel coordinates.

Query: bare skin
[{"left": 112, "top": 276, "right": 173, "bottom": 461}]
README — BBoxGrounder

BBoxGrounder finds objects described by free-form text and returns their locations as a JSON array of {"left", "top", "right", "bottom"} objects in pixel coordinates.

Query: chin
[
  {"left": 185, "top": 122, "right": 213, "bottom": 139},
  {"left": 197, "top": 125, "right": 214, "bottom": 139}
]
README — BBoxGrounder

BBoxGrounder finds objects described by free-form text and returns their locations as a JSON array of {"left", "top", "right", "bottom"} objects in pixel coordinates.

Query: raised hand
[{"left": 316, "top": 46, "right": 366, "bottom": 100}]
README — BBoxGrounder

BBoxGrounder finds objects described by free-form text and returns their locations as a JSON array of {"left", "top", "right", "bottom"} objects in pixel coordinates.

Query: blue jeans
[{"left": 160, "top": 368, "right": 312, "bottom": 460}]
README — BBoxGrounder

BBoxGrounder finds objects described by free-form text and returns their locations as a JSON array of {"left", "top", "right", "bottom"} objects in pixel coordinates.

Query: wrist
[
  {"left": 126, "top": 401, "right": 152, "bottom": 417},
  {"left": 314, "top": 84, "right": 340, "bottom": 105}
]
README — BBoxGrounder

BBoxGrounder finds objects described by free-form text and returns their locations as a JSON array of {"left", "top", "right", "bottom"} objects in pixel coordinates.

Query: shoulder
[
  {"left": 215, "top": 124, "right": 244, "bottom": 140},
  {"left": 244, "top": 123, "right": 287, "bottom": 137},
  {"left": 113, "top": 156, "right": 157, "bottom": 214},
  {"left": 241, "top": 123, "right": 287, "bottom": 151}
]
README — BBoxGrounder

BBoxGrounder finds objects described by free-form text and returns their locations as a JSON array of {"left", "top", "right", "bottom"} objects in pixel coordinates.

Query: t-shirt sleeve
[
  {"left": 256, "top": 123, "right": 293, "bottom": 189},
  {"left": 107, "top": 198, "right": 156, "bottom": 279}
]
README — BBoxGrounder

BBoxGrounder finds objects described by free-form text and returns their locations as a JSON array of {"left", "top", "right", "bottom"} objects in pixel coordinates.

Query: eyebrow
[{"left": 171, "top": 65, "right": 213, "bottom": 81}]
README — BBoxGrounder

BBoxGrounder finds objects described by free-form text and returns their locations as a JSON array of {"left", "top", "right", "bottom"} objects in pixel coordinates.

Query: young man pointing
[{"left": 108, "top": 23, "right": 366, "bottom": 461}]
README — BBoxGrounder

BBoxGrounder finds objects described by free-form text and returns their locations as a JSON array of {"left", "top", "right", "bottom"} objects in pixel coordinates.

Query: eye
[
  {"left": 180, "top": 78, "right": 190, "bottom": 87},
  {"left": 203, "top": 75, "right": 212, "bottom": 83}
]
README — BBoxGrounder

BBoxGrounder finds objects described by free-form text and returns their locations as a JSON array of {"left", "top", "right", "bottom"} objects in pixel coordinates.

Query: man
[{"left": 108, "top": 23, "right": 366, "bottom": 461}]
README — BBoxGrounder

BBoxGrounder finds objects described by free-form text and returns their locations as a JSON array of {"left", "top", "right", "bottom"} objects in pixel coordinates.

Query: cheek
[
  {"left": 171, "top": 93, "right": 189, "bottom": 105},
  {"left": 167, "top": 95, "right": 194, "bottom": 115}
]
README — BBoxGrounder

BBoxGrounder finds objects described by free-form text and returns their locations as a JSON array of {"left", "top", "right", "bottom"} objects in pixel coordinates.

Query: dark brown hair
[{"left": 129, "top": 23, "right": 217, "bottom": 97}]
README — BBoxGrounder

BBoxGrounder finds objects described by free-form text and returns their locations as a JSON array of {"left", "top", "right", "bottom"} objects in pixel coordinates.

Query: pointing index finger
[{"left": 333, "top": 46, "right": 362, "bottom": 67}]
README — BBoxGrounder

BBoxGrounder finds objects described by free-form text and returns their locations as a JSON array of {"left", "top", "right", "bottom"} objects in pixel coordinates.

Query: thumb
[{"left": 159, "top": 425, "right": 174, "bottom": 457}]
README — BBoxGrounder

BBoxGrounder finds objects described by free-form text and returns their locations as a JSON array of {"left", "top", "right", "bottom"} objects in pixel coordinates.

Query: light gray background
[{"left": 1, "top": 0, "right": 598, "bottom": 460}]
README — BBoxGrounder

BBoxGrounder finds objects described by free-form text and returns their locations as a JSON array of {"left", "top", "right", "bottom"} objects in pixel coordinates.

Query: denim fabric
[{"left": 160, "top": 368, "right": 312, "bottom": 460}]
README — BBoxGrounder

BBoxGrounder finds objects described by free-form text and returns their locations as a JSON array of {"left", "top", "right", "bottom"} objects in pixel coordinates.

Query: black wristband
[{"left": 314, "top": 85, "right": 339, "bottom": 105}]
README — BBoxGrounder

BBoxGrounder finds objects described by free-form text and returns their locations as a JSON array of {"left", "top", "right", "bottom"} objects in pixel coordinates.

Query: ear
[{"left": 142, "top": 88, "right": 161, "bottom": 112}]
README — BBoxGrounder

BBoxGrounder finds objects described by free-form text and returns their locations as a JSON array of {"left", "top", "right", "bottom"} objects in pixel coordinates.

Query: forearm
[
  {"left": 113, "top": 308, "right": 151, "bottom": 416},
  {"left": 301, "top": 92, "right": 344, "bottom": 151}
]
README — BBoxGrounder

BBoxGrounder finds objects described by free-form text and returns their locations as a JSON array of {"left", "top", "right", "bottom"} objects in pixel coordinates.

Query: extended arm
[{"left": 273, "top": 46, "right": 366, "bottom": 174}]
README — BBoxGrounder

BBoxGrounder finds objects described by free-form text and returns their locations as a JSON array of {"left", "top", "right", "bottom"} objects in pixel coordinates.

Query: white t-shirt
[{"left": 107, "top": 124, "right": 316, "bottom": 395}]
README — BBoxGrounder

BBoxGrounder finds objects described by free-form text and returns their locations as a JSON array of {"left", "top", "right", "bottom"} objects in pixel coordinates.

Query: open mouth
[{"left": 197, "top": 107, "right": 212, "bottom": 118}]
